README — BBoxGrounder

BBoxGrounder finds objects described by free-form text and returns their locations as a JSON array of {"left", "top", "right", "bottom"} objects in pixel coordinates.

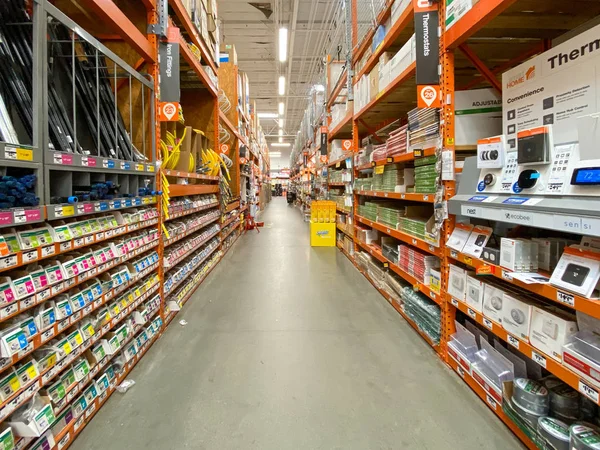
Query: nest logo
[{"left": 506, "top": 65, "right": 536, "bottom": 89}]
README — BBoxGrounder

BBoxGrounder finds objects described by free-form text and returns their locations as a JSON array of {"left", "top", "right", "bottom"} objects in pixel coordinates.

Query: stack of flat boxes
[
  {"left": 414, "top": 155, "right": 439, "bottom": 194},
  {"left": 182, "top": 0, "right": 219, "bottom": 63},
  {"left": 398, "top": 244, "right": 440, "bottom": 285}
]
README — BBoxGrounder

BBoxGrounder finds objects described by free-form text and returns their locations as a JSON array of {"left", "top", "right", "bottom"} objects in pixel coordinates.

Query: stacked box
[
  {"left": 378, "top": 205, "right": 404, "bottom": 228},
  {"left": 398, "top": 244, "right": 440, "bottom": 285},
  {"left": 386, "top": 125, "right": 408, "bottom": 157},
  {"left": 354, "top": 177, "right": 373, "bottom": 191},
  {"left": 358, "top": 202, "right": 379, "bottom": 222},
  {"left": 414, "top": 155, "right": 438, "bottom": 194},
  {"left": 401, "top": 287, "right": 441, "bottom": 345},
  {"left": 408, "top": 108, "right": 440, "bottom": 147},
  {"left": 400, "top": 217, "right": 428, "bottom": 239},
  {"left": 380, "top": 165, "right": 405, "bottom": 192}
]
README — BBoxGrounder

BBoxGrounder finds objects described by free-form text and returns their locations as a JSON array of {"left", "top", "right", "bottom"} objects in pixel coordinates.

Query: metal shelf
[
  {"left": 46, "top": 150, "right": 154, "bottom": 175},
  {"left": 46, "top": 196, "right": 157, "bottom": 221},
  {"left": 328, "top": 112, "right": 353, "bottom": 141},
  {"left": 355, "top": 190, "right": 435, "bottom": 203}
]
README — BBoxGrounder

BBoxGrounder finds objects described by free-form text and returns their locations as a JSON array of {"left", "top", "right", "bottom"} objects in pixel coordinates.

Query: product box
[
  {"left": 447, "top": 223, "right": 473, "bottom": 253},
  {"left": 529, "top": 306, "right": 578, "bottom": 362},
  {"left": 8, "top": 397, "right": 55, "bottom": 437},
  {"left": 500, "top": 238, "right": 528, "bottom": 272},
  {"left": 466, "top": 275, "right": 484, "bottom": 312},
  {"left": 502, "top": 23, "right": 600, "bottom": 148},
  {"left": 482, "top": 282, "right": 506, "bottom": 325},
  {"left": 448, "top": 264, "right": 467, "bottom": 301},
  {"left": 549, "top": 247, "right": 600, "bottom": 298},
  {"left": 501, "top": 293, "right": 535, "bottom": 341},
  {"left": 445, "top": 0, "right": 478, "bottom": 30},
  {"left": 463, "top": 225, "right": 493, "bottom": 258},
  {"left": 456, "top": 89, "right": 502, "bottom": 146},
  {"left": 310, "top": 223, "right": 336, "bottom": 247},
  {"left": 219, "top": 44, "right": 237, "bottom": 65},
  {"left": 369, "top": 63, "right": 380, "bottom": 101}
]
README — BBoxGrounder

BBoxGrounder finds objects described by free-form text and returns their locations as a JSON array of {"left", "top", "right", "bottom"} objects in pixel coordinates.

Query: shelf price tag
[
  {"left": 374, "top": 166, "right": 385, "bottom": 175},
  {"left": 482, "top": 318, "right": 493, "bottom": 330},
  {"left": 450, "top": 250, "right": 458, "bottom": 259},
  {"left": 507, "top": 335, "right": 520, "bottom": 349},
  {"left": 557, "top": 291, "right": 575, "bottom": 307},
  {"left": 531, "top": 351, "right": 547, "bottom": 368},
  {"left": 579, "top": 380, "right": 599, "bottom": 404},
  {"left": 463, "top": 256, "right": 473, "bottom": 265},
  {"left": 467, "top": 308, "right": 477, "bottom": 319},
  {"left": 486, "top": 394, "right": 497, "bottom": 410},
  {"left": 450, "top": 298, "right": 458, "bottom": 307},
  {"left": 502, "top": 270, "right": 513, "bottom": 282},
  {"left": 5, "top": 147, "right": 33, "bottom": 161}
]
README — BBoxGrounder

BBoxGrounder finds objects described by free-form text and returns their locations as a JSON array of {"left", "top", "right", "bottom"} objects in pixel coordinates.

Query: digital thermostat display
[{"left": 571, "top": 167, "right": 600, "bottom": 185}]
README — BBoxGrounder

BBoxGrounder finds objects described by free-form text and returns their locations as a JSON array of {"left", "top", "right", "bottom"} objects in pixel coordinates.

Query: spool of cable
[
  {"left": 538, "top": 417, "right": 570, "bottom": 450},
  {"left": 570, "top": 424, "right": 600, "bottom": 449}
]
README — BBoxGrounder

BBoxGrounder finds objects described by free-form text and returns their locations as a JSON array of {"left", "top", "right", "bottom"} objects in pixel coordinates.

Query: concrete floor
[{"left": 71, "top": 198, "right": 524, "bottom": 450}]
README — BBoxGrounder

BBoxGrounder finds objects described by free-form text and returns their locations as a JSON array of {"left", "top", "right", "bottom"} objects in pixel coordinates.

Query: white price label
[
  {"left": 486, "top": 394, "right": 497, "bottom": 410},
  {"left": 531, "top": 351, "right": 547, "bottom": 368},
  {"left": 74, "top": 238, "right": 84, "bottom": 247},
  {"left": 60, "top": 242, "right": 72, "bottom": 252},
  {"left": 0, "top": 255, "right": 17, "bottom": 269},
  {"left": 557, "top": 291, "right": 575, "bottom": 307},
  {"left": 457, "top": 366, "right": 465, "bottom": 378},
  {"left": 423, "top": 195, "right": 429, "bottom": 201},
  {"left": 467, "top": 308, "right": 477, "bottom": 319},
  {"left": 507, "top": 335, "right": 520, "bottom": 349},
  {"left": 412, "top": 239, "right": 418, "bottom": 245},
  {"left": 41, "top": 245, "right": 55, "bottom": 257},
  {"left": 580, "top": 380, "right": 599, "bottom": 404},
  {"left": 58, "top": 433, "right": 70, "bottom": 450},
  {"left": 23, "top": 250, "right": 37, "bottom": 262},
  {"left": 74, "top": 416, "right": 84, "bottom": 431},
  {"left": 450, "top": 298, "right": 458, "bottom": 307},
  {"left": 483, "top": 318, "right": 493, "bottom": 330},
  {"left": 502, "top": 271, "right": 513, "bottom": 281},
  {"left": 41, "top": 328, "right": 54, "bottom": 342},
  {"left": 450, "top": 250, "right": 458, "bottom": 259}
]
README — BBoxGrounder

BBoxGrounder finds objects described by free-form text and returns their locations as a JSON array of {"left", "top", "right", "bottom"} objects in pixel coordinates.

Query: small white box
[
  {"left": 447, "top": 223, "right": 474, "bottom": 253},
  {"left": 530, "top": 307, "right": 578, "bottom": 362},
  {"left": 448, "top": 265, "right": 467, "bottom": 301},
  {"left": 8, "top": 397, "right": 55, "bottom": 437},
  {"left": 482, "top": 283, "right": 506, "bottom": 325},
  {"left": 466, "top": 276, "right": 484, "bottom": 313},
  {"left": 550, "top": 250, "right": 600, "bottom": 298},
  {"left": 502, "top": 293, "right": 534, "bottom": 341},
  {"left": 500, "top": 238, "right": 528, "bottom": 272}
]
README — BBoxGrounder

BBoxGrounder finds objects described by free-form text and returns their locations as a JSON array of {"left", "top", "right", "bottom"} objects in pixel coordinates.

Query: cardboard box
[
  {"left": 530, "top": 306, "right": 577, "bottom": 362},
  {"left": 219, "top": 44, "right": 237, "bottom": 65},
  {"left": 482, "top": 282, "right": 506, "bottom": 325},
  {"left": 369, "top": 64, "right": 380, "bottom": 100},
  {"left": 466, "top": 275, "right": 485, "bottom": 313},
  {"left": 448, "top": 264, "right": 467, "bottom": 301},
  {"left": 501, "top": 293, "right": 534, "bottom": 341},
  {"left": 455, "top": 89, "right": 502, "bottom": 146}
]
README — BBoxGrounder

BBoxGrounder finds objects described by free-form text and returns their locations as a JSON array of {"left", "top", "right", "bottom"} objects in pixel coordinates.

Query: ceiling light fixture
[
  {"left": 314, "top": 84, "right": 325, "bottom": 92},
  {"left": 270, "top": 152, "right": 282, "bottom": 157},
  {"left": 279, "top": 137, "right": 283, "bottom": 143},
  {"left": 272, "top": 143, "right": 291, "bottom": 147},
  {"left": 279, "top": 28, "right": 288, "bottom": 62},
  {"left": 257, "top": 112, "right": 278, "bottom": 118},
  {"left": 278, "top": 102, "right": 284, "bottom": 115},
  {"left": 278, "top": 76, "right": 285, "bottom": 96},
  {"left": 278, "top": 129, "right": 283, "bottom": 136}
]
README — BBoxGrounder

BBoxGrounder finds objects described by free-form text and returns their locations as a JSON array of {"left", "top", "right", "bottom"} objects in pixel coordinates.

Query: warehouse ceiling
[{"left": 218, "top": 0, "right": 348, "bottom": 164}]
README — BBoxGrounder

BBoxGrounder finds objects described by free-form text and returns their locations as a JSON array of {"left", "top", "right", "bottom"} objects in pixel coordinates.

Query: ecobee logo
[
  {"left": 504, "top": 212, "right": 532, "bottom": 222},
  {"left": 506, "top": 66, "right": 536, "bottom": 89}
]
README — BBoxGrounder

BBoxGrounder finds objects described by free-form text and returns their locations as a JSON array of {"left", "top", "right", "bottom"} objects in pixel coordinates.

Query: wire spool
[
  {"left": 570, "top": 424, "right": 600, "bottom": 450},
  {"left": 538, "top": 417, "right": 570, "bottom": 450}
]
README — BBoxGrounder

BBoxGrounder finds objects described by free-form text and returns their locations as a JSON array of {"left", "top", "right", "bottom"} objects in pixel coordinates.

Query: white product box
[
  {"left": 8, "top": 397, "right": 55, "bottom": 437},
  {"left": 447, "top": 223, "right": 474, "bottom": 253},
  {"left": 482, "top": 282, "right": 505, "bottom": 325},
  {"left": 457, "top": 90, "right": 502, "bottom": 146},
  {"left": 445, "top": 0, "right": 477, "bottom": 30},
  {"left": 503, "top": 23, "right": 600, "bottom": 149},
  {"left": 466, "top": 275, "right": 484, "bottom": 313},
  {"left": 463, "top": 225, "right": 493, "bottom": 258},
  {"left": 530, "top": 306, "right": 578, "bottom": 362},
  {"left": 501, "top": 293, "right": 534, "bottom": 341},
  {"left": 378, "top": 62, "right": 390, "bottom": 91},
  {"left": 500, "top": 238, "right": 529, "bottom": 272},
  {"left": 550, "top": 250, "right": 600, "bottom": 298},
  {"left": 391, "top": 0, "right": 411, "bottom": 24},
  {"left": 448, "top": 264, "right": 467, "bottom": 301}
]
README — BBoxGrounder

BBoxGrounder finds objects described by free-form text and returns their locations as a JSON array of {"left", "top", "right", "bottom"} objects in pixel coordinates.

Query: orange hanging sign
[
  {"left": 159, "top": 102, "right": 179, "bottom": 121},
  {"left": 219, "top": 144, "right": 230, "bottom": 154},
  {"left": 342, "top": 139, "right": 353, "bottom": 152},
  {"left": 417, "top": 85, "right": 440, "bottom": 108}
]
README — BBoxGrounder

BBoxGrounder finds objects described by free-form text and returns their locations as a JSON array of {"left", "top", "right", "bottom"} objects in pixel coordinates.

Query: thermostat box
[
  {"left": 447, "top": 223, "right": 473, "bottom": 253},
  {"left": 529, "top": 306, "right": 578, "bottom": 362},
  {"left": 448, "top": 265, "right": 467, "bottom": 301},
  {"left": 549, "top": 247, "right": 600, "bottom": 298},
  {"left": 463, "top": 225, "right": 493, "bottom": 258},
  {"left": 466, "top": 275, "right": 484, "bottom": 313},
  {"left": 501, "top": 293, "right": 535, "bottom": 342},
  {"left": 482, "top": 281, "right": 507, "bottom": 325},
  {"left": 500, "top": 238, "right": 530, "bottom": 272}
]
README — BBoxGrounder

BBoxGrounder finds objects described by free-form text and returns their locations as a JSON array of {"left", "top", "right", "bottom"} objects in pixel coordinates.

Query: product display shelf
[
  {"left": 0, "top": 238, "right": 159, "bottom": 328},
  {"left": 47, "top": 331, "right": 162, "bottom": 450},
  {"left": 0, "top": 218, "right": 158, "bottom": 275},
  {"left": 336, "top": 224, "right": 354, "bottom": 239},
  {"left": 165, "top": 202, "right": 220, "bottom": 222},
  {"left": 45, "top": 197, "right": 158, "bottom": 222},
  {"left": 164, "top": 244, "right": 220, "bottom": 296},
  {"left": 326, "top": 68, "right": 347, "bottom": 110},
  {"left": 164, "top": 229, "right": 221, "bottom": 271},
  {"left": 178, "top": 36, "right": 217, "bottom": 97},
  {"left": 221, "top": 231, "right": 241, "bottom": 259},
  {"left": 219, "top": 111, "right": 247, "bottom": 146},
  {"left": 328, "top": 155, "right": 352, "bottom": 169},
  {"left": 0, "top": 264, "right": 158, "bottom": 422},
  {"left": 353, "top": 2, "right": 414, "bottom": 82},
  {"left": 355, "top": 190, "right": 435, "bottom": 203},
  {"left": 336, "top": 207, "right": 351, "bottom": 215},
  {"left": 355, "top": 240, "right": 441, "bottom": 305},
  {"left": 221, "top": 222, "right": 241, "bottom": 241},
  {"left": 328, "top": 182, "right": 346, "bottom": 187},
  {"left": 328, "top": 113, "right": 354, "bottom": 141},
  {"left": 448, "top": 249, "right": 600, "bottom": 321},
  {"left": 225, "top": 200, "right": 241, "bottom": 213},
  {"left": 168, "top": 0, "right": 217, "bottom": 73},
  {"left": 446, "top": 358, "right": 538, "bottom": 450},
  {"left": 356, "top": 215, "right": 440, "bottom": 257},
  {"left": 162, "top": 170, "right": 219, "bottom": 182},
  {"left": 164, "top": 216, "right": 220, "bottom": 247},
  {"left": 352, "top": 0, "right": 395, "bottom": 64},
  {"left": 168, "top": 184, "right": 220, "bottom": 198},
  {"left": 448, "top": 293, "right": 600, "bottom": 407},
  {"left": 0, "top": 207, "right": 46, "bottom": 229},
  {"left": 356, "top": 148, "right": 436, "bottom": 171},
  {"left": 221, "top": 214, "right": 239, "bottom": 229}
]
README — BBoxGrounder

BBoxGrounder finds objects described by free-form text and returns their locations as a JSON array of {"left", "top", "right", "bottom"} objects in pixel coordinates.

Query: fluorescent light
[
  {"left": 272, "top": 143, "right": 291, "bottom": 147},
  {"left": 278, "top": 76, "right": 285, "bottom": 96},
  {"left": 314, "top": 84, "right": 325, "bottom": 92},
  {"left": 278, "top": 129, "right": 283, "bottom": 137},
  {"left": 279, "top": 137, "right": 283, "bottom": 143},
  {"left": 279, "top": 28, "right": 288, "bottom": 62},
  {"left": 278, "top": 102, "right": 284, "bottom": 115},
  {"left": 279, "top": 119, "right": 285, "bottom": 128},
  {"left": 270, "top": 152, "right": 282, "bottom": 157},
  {"left": 257, "top": 112, "right": 278, "bottom": 118}
]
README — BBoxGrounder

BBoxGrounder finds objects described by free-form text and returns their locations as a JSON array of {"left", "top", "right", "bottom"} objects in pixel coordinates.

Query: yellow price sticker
[
  {"left": 127, "top": 293, "right": 134, "bottom": 303},
  {"left": 113, "top": 305, "right": 120, "bottom": 315},
  {"left": 464, "top": 256, "right": 473, "bottom": 265},
  {"left": 121, "top": 299, "right": 128, "bottom": 309},
  {"left": 147, "top": 164, "right": 155, "bottom": 172},
  {"left": 87, "top": 326, "right": 95, "bottom": 337},
  {"left": 26, "top": 365, "right": 38, "bottom": 379},
  {"left": 136, "top": 164, "right": 144, "bottom": 171},
  {"left": 134, "top": 288, "right": 141, "bottom": 298},
  {"left": 63, "top": 342, "right": 72, "bottom": 355},
  {"left": 105, "top": 312, "right": 112, "bottom": 323},
  {"left": 48, "top": 353, "right": 57, "bottom": 367},
  {"left": 16, "top": 148, "right": 33, "bottom": 161},
  {"left": 374, "top": 165, "right": 385, "bottom": 175},
  {"left": 9, "top": 377, "right": 20, "bottom": 392},
  {"left": 74, "top": 333, "right": 83, "bottom": 346},
  {"left": 62, "top": 206, "right": 75, "bottom": 217}
]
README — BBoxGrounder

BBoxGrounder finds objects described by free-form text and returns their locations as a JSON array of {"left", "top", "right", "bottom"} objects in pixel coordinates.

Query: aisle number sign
[
  {"left": 159, "top": 102, "right": 179, "bottom": 121},
  {"left": 418, "top": 85, "right": 441, "bottom": 108},
  {"left": 219, "top": 144, "right": 230, "bottom": 154},
  {"left": 342, "top": 139, "right": 353, "bottom": 152},
  {"left": 413, "top": 0, "right": 440, "bottom": 106}
]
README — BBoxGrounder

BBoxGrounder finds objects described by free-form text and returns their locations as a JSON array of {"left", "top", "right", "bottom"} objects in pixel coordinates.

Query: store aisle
[{"left": 72, "top": 198, "right": 523, "bottom": 450}]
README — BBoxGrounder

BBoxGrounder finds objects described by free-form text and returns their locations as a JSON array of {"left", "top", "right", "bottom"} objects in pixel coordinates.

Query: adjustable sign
[{"left": 413, "top": 0, "right": 440, "bottom": 108}]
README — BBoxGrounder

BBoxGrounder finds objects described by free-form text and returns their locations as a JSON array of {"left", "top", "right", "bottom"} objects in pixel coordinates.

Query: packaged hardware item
[
  {"left": 563, "top": 331, "right": 600, "bottom": 387},
  {"left": 550, "top": 248, "right": 600, "bottom": 298},
  {"left": 447, "top": 321, "right": 478, "bottom": 372},
  {"left": 543, "top": 378, "right": 581, "bottom": 423},
  {"left": 570, "top": 423, "right": 600, "bottom": 450},
  {"left": 463, "top": 225, "right": 493, "bottom": 258},
  {"left": 465, "top": 275, "right": 485, "bottom": 313},
  {"left": 448, "top": 264, "right": 467, "bottom": 301},
  {"left": 7, "top": 395, "right": 55, "bottom": 437},
  {"left": 501, "top": 293, "right": 536, "bottom": 341},
  {"left": 537, "top": 417, "right": 570, "bottom": 450},
  {"left": 529, "top": 306, "right": 578, "bottom": 362},
  {"left": 511, "top": 378, "right": 549, "bottom": 427}
]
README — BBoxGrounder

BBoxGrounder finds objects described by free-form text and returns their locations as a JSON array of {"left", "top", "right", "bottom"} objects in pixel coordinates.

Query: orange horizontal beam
[
  {"left": 353, "top": 0, "right": 394, "bottom": 63},
  {"left": 180, "top": 35, "right": 217, "bottom": 97},
  {"left": 327, "top": 68, "right": 347, "bottom": 110},
  {"left": 444, "top": 0, "right": 517, "bottom": 49},
  {"left": 168, "top": 184, "right": 219, "bottom": 197},
  {"left": 78, "top": 0, "right": 155, "bottom": 63}
]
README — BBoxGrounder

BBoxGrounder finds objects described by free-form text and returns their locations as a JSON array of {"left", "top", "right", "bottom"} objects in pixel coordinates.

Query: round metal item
[
  {"left": 571, "top": 424, "right": 600, "bottom": 449},
  {"left": 538, "top": 417, "right": 570, "bottom": 450},
  {"left": 513, "top": 378, "right": 550, "bottom": 415}
]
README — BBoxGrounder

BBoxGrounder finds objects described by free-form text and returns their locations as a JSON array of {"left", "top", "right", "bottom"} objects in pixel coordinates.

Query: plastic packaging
[{"left": 116, "top": 379, "right": 135, "bottom": 393}]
